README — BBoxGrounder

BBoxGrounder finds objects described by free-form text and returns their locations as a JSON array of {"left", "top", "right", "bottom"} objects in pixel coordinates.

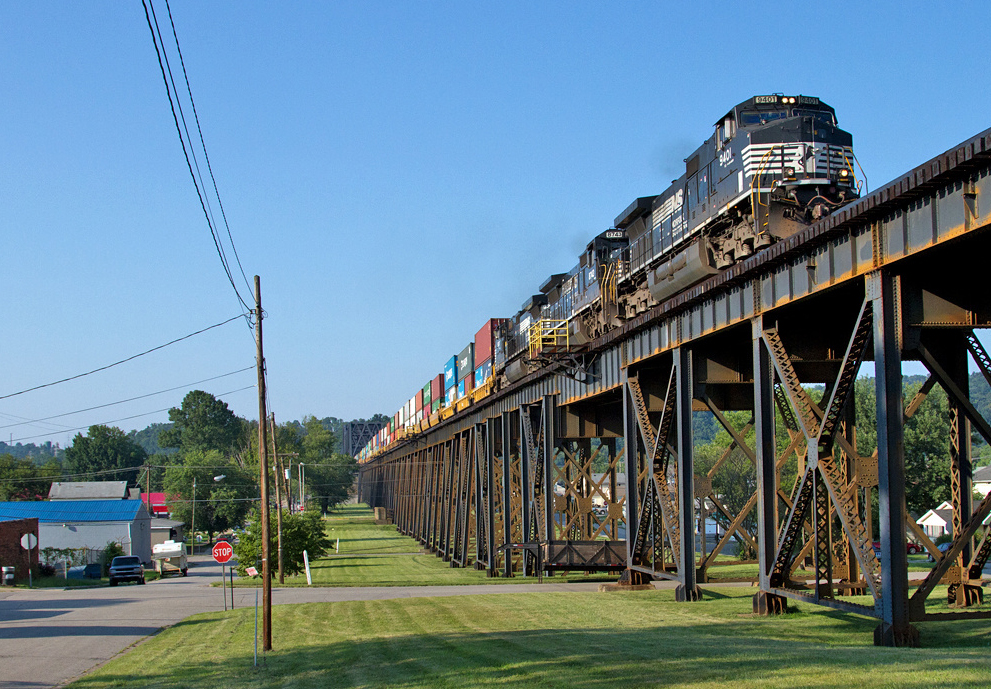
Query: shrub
[
  {"left": 234, "top": 508, "right": 330, "bottom": 577},
  {"left": 101, "top": 541, "right": 125, "bottom": 577}
]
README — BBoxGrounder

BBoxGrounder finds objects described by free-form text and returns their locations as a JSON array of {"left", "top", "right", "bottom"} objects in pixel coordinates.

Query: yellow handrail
[{"left": 528, "top": 318, "right": 569, "bottom": 357}]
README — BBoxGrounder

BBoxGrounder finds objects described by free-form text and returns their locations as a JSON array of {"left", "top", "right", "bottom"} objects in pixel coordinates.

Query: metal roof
[
  {"left": 0, "top": 500, "right": 148, "bottom": 523},
  {"left": 48, "top": 481, "right": 128, "bottom": 500}
]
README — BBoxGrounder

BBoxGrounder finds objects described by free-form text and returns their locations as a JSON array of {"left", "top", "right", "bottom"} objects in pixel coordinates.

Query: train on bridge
[{"left": 358, "top": 94, "right": 861, "bottom": 462}]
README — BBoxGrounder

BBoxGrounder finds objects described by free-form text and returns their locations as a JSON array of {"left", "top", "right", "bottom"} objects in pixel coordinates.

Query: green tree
[
  {"left": 902, "top": 383, "right": 951, "bottom": 514},
  {"left": 234, "top": 508, "right": 330, "bottom": 577},
  {"left": 159, "top": 390, "right": 246, "bottom": 455},
  {"left": 63, "top": 425, "right": 147, "bottom": 477},
  {"left": 0, "top": 454, "right": 61, "bottom": 501},
  {"left": 162, "top": 450, "right": 257, "bottom": 542},
  {"left": 297, "top": 416, "right": 356, "bottom": 513}
]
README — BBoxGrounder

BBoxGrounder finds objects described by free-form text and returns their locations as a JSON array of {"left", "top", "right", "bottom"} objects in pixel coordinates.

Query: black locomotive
[{"left": 501, "top": 94, "right": 860, "bottom": 379}]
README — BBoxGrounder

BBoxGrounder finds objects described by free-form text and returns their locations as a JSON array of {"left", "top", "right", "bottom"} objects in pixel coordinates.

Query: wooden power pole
[{"left": 255, "top": 275, "right": 272, "bottom": 651}]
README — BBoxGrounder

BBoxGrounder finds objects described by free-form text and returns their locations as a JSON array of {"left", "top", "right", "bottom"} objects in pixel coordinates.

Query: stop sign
[{"left": 212, "top": 541, "right": 234, "bottom": 564}]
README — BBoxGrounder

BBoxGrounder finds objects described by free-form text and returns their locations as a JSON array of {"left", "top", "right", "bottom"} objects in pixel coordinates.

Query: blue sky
[{"left": 1, "top": 2, "right": 989, "bottom": 448}]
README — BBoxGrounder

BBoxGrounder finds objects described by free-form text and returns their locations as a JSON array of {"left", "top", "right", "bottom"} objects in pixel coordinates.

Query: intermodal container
[
  {"left": 474, "top": 319, "right": 507, "bottom": 368},
  {"left": 465, "top": 375, "right": 475, "bottom": 393},
  {"left": 457, "top": 344, "right": 474, "bottom": 382},
  {"left": 416, "top": 389, "right": 424, "bottom": 411},
  {"left": 422, "top": 382, "right": 431, "bottom": 408},
  {"left": 457, "top": 379, "right": 466, "bottom": 398},
  {"left": 431, "top": 374, "right": 444, "bottom": 404},
  {"left": 432, "top": 399, "right": 441, "bottom": 413},
  {"left": 444, "top": 356, "right": 458, "bottom": 390},
  {"left": 446, "top": 385, "right": 458, "bottom": 405},
  {"left": 475, "top": 358, "right": 493, "bottom": 387}
]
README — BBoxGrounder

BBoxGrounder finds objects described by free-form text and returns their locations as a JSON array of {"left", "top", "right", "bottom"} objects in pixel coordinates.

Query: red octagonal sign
[{"left": 212, "top": 541, "right": 234, "bottom": 564}]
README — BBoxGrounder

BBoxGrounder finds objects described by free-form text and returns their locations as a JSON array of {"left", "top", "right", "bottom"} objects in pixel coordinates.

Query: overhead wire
[
  {"left": 141, "top": 0, "right": 252, "bottom": 316},
  {"left": 7, "top": 385, "right": 256, "bottom": 444},
  {"left": 0, "top": 366, "right": 254, "bottom": 431},
  {"left": 0, "top": 314, "right": 245, "bottom": 402},
  {"left": 163, "top": 0, "right": 253, "bottom": 300}
]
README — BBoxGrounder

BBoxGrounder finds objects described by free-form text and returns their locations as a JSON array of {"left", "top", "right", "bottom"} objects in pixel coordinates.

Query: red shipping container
[
  {"left": 465, "top": 375, "right": 475, "bottom": 393},
  {"left": 474, "top": 318, "right": 507, "bottom": 368},
  {"left": 416, "top": 389, "right": 424, "bottom": 411},
  {"left": 430, "top": 374, "right": 444, "bottom": 403}
]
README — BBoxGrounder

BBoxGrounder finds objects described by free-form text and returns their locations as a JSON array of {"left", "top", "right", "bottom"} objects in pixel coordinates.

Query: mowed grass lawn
[
  {"left": 71, "top": 587, "right": 991, "bottom": 689},
  {"left": 239, "top": 504, "right": 613, "bottom": 587}
]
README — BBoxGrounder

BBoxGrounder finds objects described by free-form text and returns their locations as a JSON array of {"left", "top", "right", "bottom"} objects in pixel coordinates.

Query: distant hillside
[
  {"left": 0, "top": 441, "right": 62, "bottom": 464},
  {"left": 127, "top": 423, "right": 177, "bottom": 456}
]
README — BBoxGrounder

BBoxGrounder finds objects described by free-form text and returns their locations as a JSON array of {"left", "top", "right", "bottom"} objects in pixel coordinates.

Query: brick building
[{"left": 0, "top": 517, "right": 40, "bottom": 583}]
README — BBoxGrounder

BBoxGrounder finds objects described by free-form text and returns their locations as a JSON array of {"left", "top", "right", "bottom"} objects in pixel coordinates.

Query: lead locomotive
[{"left": 504, "top": 95, "right": 860, "bottom": 372}]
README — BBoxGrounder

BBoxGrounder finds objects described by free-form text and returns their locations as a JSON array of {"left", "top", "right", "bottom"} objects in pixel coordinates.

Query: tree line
[{"left": 0, "top": 391, "right": 371, "bottom": 542}]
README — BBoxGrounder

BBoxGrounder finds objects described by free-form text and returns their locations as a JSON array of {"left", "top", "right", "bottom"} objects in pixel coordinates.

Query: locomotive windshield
[
  {"left": 793, "top": 109, "right": 836, "bottom": 125},
  {"left": 739, "top": 110, "right": 788, "bottom": 126}
]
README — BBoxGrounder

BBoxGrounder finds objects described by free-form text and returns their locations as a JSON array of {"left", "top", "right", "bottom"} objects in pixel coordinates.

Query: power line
[
  {"left": 163, "top": 0, "right": 253, "bottom": 300},
  {"left": 7, "top": 385, "right": 256, "bottom": 444},
  {"left": 0, "top": 315, "right": 245, "bottom": 402},
  {"left": 0, "top": 367, "right": 254, "bottom": 431},
  {"left": 141, "top": 0, "right": 251, "bottom": 314}
]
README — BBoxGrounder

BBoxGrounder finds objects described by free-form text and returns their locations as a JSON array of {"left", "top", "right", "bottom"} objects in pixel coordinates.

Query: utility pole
[
  {"left": 145, "top": 465, "right": 152, "bottom": 516},
  {"left": 270, "top": 413, "right": 284, "bottom": 584},
  {"left": 190, "top": 477, "right": 196, "bottom": 555},
  {"left": 254, "top": 275, "right": 272, "bottom": 652}
]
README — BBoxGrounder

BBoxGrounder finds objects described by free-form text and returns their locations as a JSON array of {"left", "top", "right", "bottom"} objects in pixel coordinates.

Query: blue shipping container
[
  {"left": 458, "top": 379, "right": 466, "bottom": 398},
  {"left": 446, "top": 385, "right": 458, "bottom": 405},
  {"left": 475, "top": 359, "right": 493, "bottom": 387},
  {"left": 444, "top": 356, "right": 458, "bottom": 389}
]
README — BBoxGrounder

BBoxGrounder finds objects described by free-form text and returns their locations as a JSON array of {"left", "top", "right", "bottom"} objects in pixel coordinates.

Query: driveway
[{"left": 0, "top": 557, "right": 241, "bottom": 689}]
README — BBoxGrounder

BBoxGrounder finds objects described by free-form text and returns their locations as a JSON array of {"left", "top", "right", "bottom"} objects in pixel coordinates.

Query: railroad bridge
[{"left": 359, "top": 127, "right": 991, "bottom": 646}]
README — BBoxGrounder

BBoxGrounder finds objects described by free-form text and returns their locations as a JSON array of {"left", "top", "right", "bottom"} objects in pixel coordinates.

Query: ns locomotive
[{"left": 501, "top": 94, "right": 860, "bottom": 380}]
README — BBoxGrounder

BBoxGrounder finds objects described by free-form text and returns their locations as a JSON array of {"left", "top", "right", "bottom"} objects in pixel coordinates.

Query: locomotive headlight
[
  {"left": 785, "top": 97, "right": 796, "bottom": 104},
  {"left": 784, "top": 166, "right": 795, "bottom": 178},
  {"left": 839, "top": 169, "right": 850, "bottom": 178}
]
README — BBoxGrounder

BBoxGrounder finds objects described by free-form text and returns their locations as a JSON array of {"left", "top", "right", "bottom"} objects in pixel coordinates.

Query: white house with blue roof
[{"left": 0, "top": 500, "right": 152, "bottom": 563}]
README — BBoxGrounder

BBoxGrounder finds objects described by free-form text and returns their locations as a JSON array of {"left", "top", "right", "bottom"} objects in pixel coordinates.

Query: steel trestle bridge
[{"left": 359, "top": 127, "right": 991, "bottom": 646}]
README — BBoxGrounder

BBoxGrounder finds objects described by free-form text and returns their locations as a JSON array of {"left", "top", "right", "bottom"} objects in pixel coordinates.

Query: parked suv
[{"left": 108, "top": 556, "right": 145, "bottom": 586}]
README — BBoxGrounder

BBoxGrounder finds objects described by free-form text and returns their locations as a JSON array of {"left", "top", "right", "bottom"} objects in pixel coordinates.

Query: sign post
[
  {"left": 21, "top": 533, "right": 37, "bottom": 588},
  {"left": 212, "top": 541, "right": 235, "bottom": 611}
]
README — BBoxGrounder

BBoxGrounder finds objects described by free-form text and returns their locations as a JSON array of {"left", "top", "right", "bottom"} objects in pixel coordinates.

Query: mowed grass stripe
[{"left": 71, "top": 588, "right": 991, "bottom": 689}]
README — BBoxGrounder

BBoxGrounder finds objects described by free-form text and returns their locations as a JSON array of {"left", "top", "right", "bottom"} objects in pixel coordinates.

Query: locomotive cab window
[
  {"left": 740, "top": 110, "right": 787, "bottom": 126},
  {"left": 793, "top": 109, "right": 836, "bottom": 126},
  {"left": 716, "top": 115, "right": 736, "bottom": 147}
]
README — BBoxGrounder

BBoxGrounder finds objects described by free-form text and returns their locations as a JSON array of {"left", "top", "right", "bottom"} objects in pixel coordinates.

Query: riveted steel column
[
  {"left": 486, "top": 417, "right": 498, "bottom": 576},
  {"left": 519, "top": 407, "right": 533, "bottom": 573},
  {"left": 543, "top": 395, "right": 557, "bottom": 545},
  {"left": 675, "top": 346, "right": 701, "bottom": 601},
  {"left": 870, "top": 271, "right": 918, "bottom": 646},
  {"left": 752, "top": 316, "right": 786, "bottom": 613},
  {"left": 622, "top": 370, "right": 641, "bottom": 574},
  {"left": 502, "top": 411, "right": 513, "bottom": 577}
]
